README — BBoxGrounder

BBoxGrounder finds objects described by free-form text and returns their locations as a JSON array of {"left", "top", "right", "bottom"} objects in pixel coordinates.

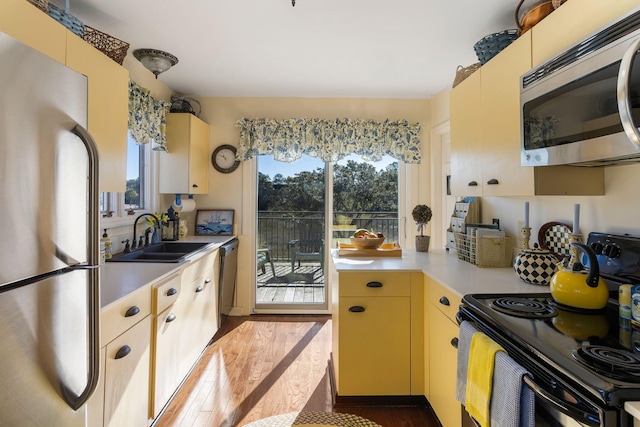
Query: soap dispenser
[{"left": 102, "top": 229, "right": 112, "bottom": 260}]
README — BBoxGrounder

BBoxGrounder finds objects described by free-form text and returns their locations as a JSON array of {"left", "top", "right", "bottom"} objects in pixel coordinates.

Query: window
[{"left": 100, "top": 132, "right": 151, "bottom": 220}]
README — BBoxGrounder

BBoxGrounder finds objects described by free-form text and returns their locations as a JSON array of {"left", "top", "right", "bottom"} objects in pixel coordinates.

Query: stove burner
[
  {"left": 489, "top": 297, "right": 558, "bottom": 319},
  {"left": 574, "top": 345, "right": 640, "bottom": 382}
]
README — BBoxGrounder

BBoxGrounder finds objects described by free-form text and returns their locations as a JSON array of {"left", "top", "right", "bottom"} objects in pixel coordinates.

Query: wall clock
[{"left": 211, "top": 144, "right": 240, "bottom": 173}]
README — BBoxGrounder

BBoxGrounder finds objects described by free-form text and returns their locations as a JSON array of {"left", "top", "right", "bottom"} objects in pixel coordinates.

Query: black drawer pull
[
  {"left": 166, "top": 287, "right": 177, "bottom": 297},
  {"left": 204, "top": 277, "right": 212, "bottom": 284},
  {"left": 195, "top": 285, "right": 204, "bottom": 293},
  {"left": 468, "top": 181, "right": 478, "bottom": 186},
  {"left": 348, "top": 306, "right": 365, "bottom": 313},
  {"left": 487, "top": 178, "right": 499, "bottom": 185},
  {"left": 192, "top": 184, "right": 199, "bottom": 188},
  {"left": 451, "top": 337, "right": 459, "bottom": 349},
  {"left": 366, "top": 281, "right": 383, "bottom": 288},
  {"left": 115, "top": 345, "right": 131, "bottom": 359},
  {"left": 166, "top": 313, "right": 177, "bottom": 323},
  {"left": 439, "top": 296, "right": 450, "bottom": 306},
  {"left": 124, "top": 306, "right": 140, "bottom": 318}
]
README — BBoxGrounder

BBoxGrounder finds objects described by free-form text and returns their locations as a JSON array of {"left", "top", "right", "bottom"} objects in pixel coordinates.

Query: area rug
[{"left": 243, "top": 411, "right": 382, "bottom": 427}]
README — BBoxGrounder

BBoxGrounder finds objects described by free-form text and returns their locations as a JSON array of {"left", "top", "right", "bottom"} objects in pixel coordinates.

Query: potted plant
[{"left": 412, "top": 204, "right": 432, "bottom": 252}]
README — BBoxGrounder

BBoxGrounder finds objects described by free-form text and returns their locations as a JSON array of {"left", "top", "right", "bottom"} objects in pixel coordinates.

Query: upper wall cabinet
[
  {"left": 450, "top": 20, "right": 605, "bottom": 196},
  {"left": 0, "top": 0, "right": 66, "bottom": 63},
  {"left": 2, "top": 0, "right": 129, "bottom": 193},
  {"left": 159, "top": 113, "right": 210, "bottom": 195},
  {"left": 66, "top": 33, "right": 129, "bottom": 193},
  {"left": 532, "top": 0, "right": 640, "bottom": 67}
]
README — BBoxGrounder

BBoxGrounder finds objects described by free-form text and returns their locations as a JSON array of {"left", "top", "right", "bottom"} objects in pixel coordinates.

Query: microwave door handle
[
  {"left": 522, "top": 375, "right": 604, "bottom": 425},
  {"left": 617, "top": 37, "right": 640, "bottom": 147}
]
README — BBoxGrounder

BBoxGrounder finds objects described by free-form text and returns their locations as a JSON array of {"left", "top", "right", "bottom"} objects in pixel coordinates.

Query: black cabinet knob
[
  {"left": 166, "top": 288, "right": 177, "bottom": 297},
  {"left": 451, "top": 337, "right": 459, "bottom": 349},
  {"left": 115, "top": 345, "right": 131, "bottom": 360},
  {"left": 348, "top": 306, "right": 365, "bottom": 313},
  {"left": 439, "top": 296, "right": 450, "bottom": 306},
  {"left": 468, "top": 181, "right": 478, "bottom": 186},
  {"left": 366, "top": 281, "right": 383, "bottom": 288},
  {"left": 124, "top": 306, "right": 140, "bottom": 318},
  {"left": 486, "top": 178, "right": 499, "bottom": 185}
]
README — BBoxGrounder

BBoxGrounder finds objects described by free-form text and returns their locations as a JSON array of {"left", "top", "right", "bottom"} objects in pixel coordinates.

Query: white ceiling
[{"left": 59, "top": 0, "right": 519, "bottom": 99}]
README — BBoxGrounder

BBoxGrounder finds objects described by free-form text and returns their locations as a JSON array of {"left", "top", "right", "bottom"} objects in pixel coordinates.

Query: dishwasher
[{"left": 218, "top": 238, "right": 239, "bottom": 327}]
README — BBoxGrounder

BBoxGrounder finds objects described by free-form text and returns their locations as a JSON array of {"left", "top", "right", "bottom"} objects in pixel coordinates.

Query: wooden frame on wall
[{"left": 195, "top": 209, "right": 234, "bottom": 236}]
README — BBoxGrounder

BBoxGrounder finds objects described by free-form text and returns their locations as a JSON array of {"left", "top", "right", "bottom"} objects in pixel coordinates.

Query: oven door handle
[
  {"left": 523, "top": 375, "right": 603, "bottom": 426},
  {"left": 617, "top": 36, "right": 640, "bottom": 148}
]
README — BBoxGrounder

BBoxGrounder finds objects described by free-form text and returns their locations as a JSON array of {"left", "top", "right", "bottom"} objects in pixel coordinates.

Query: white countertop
[
  {"left": 100, "top": 236, "right": 235, "bottom": 308},
  {"left": 332, "top": 248, "right": 548, "bottom": 297}
]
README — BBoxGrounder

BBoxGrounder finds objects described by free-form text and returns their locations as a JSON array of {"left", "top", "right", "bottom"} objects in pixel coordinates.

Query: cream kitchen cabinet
[
  {"left": 151, "top": 251, "right": 220, "bottom": 419},
  {"left": 88, "top": 280, "right": 152, "bottom": 427},
  {"left": 66, "top": 33, "right": 129, "bottom": 193},
  {"left": 331, "top": 270, "right": 424, "bottom": 397},
  {"left": 1, "top": 0, "right": 129, "bottom": 192},
  {"left": 0, "top": 0, "right": 67, "bottom": 63},
  {"left": 426, "top": 276, "right": 463, "bottom": 427},
  {"left": 532, "top": 0, "right": 640, "bottom": 67},
  {"left": 450, "top": 30, "right": 604, "bottom": 196},
  {"left": 159, "top": 113, "right": 210, "bottom": 195}
]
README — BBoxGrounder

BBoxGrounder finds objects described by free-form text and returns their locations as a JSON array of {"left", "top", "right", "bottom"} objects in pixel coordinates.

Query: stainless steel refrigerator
[{"left": 0, "top": 31, "right": 100, "bottom": 426}]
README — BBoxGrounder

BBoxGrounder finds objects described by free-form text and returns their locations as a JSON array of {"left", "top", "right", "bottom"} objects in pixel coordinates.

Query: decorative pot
[
  {"left": 416, "top": 235, "right": 430, "bottom": 252},
  {"left": 513, "top": 245, "right": 558, "bottom": 285}
]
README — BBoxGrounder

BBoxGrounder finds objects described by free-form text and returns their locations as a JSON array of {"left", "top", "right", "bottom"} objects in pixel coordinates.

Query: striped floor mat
[{"left": 243, "top": 411, "right": 382, "bottom": 427}]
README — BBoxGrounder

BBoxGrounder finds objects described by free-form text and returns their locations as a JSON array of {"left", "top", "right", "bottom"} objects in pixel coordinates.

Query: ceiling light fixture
[
  {"left": 292, "top": 0, "right": 295, "bottom": 6},
  {"left": 133, "top": 48, "right": 179, "bottom": 79}
]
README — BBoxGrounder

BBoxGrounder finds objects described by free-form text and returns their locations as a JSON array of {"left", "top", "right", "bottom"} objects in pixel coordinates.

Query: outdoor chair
[
  {"left": 257, "top": 248, "right": 275, "bottom": 276},
  {"left": 289, "top": 220, "right": 324, "bottom": 273}
]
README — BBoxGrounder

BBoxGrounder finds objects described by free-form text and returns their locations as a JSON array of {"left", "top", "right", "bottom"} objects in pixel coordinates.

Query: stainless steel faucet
[{"left": 133, "top": 213, "right": 160, "bottom": 250}]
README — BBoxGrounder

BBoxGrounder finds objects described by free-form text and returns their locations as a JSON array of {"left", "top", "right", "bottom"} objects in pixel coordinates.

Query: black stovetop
[{"left": 460, "top": 292, "right": 640, "bottom": 407}]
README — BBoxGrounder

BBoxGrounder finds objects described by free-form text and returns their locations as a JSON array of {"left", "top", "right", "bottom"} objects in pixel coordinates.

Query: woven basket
[
  {"left": 452, "top": 62, "right": 481, "bottom": 88},
  {"left": 83, "top": 26, "right": 130, "bottom": 65},
  {"left": 26, "top": 0, "right": 48, "bottom": 12},
  {"left": 473, "top": 29, "right": 518, "bottom": 65},
  {"left": 47, "top": 0, "right": 84, "bottom": 37}
]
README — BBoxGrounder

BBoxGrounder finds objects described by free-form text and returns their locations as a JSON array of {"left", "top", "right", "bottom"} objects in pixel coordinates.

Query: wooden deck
[{"left": 256, "top": 261, "right": 325, "bottom": 304}]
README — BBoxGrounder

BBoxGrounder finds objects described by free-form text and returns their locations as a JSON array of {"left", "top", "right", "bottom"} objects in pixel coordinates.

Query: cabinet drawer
[
  {"left": 102, "top": 285, "right": 151, "bottom": 345},
  {"left": 181, "top": 250, "right": 217, "bottom": 286},
  {"left": 339, "top": 272, "right": 411, "bottom": 297},
  {"left": 153, "top": 272, "right": 182, "bottom": 314},
  {"left": 428, "top": 277, "right": 462, "bottom": 323}
]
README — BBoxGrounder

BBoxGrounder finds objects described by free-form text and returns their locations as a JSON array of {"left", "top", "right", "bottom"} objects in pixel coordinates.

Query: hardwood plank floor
[{"left": 155, "top": 315, "right": 441, "bottom": 427}]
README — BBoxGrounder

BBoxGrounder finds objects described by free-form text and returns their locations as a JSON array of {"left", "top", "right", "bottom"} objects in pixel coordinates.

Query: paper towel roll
[{"left": 172, "top": 198, "right": 196, "bottom": 213}]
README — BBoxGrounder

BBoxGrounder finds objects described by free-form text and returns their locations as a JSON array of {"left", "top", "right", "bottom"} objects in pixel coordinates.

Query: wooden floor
[
  {"left": 155, "top": 315, "right": 441, "bottom": 427},
  {"left": 256, "top": 262, "right": 325, "bottom": 304}
]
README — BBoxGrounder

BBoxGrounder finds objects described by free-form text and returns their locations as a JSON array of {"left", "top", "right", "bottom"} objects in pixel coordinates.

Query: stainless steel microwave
[{"left": 521, "top": 8, "right": 640, "bottom": 166}]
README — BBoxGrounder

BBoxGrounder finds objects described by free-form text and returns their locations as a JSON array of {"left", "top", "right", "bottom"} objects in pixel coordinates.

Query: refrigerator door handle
[{"left": 65, "top": 124, "right": 100, "bottom": 410}]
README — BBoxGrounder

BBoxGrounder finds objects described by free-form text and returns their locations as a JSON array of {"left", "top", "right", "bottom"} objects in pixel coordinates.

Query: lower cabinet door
[
  {"left": 103, "top": 316, "right": 151, "bottom": 427},
  {"left": 338, "top": 296, "right": 411, "bottom": 396},
  {"left": 428, "top": 307, "right": 461, "bottom": 427}
]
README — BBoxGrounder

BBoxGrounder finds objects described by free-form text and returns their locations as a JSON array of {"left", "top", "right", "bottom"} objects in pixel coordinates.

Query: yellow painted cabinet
[
  {"left": 160, "top": 113, "right": 210, "bottom": 195},
  {"left": 66, "top": 33, "right": 129, "bottom": 193},
  {"left": 333, "top": 271, "right": 413, "bottom": 396},
  {"left": 450, "top": 29, "right": 604, "bottom": 196},
  {"left": 103, "top": 316, "right": 151, "bottom": 427},
  {"left": 427, "top": 277, "right": 463, "bottom": 427},
  {"left": 450, "top": 70, "right": 482, "bottom": 197},
  {"left": 532, "top": 0, "right": 640, "bottom": 67},
  {"left": 0, "top": 0, "right": 66, "bottom": 63}
]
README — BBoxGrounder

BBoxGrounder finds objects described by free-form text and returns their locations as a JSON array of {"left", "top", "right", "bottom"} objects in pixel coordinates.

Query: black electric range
[{"left": 458, "top": 232, "right": 640, "bottom": 426}]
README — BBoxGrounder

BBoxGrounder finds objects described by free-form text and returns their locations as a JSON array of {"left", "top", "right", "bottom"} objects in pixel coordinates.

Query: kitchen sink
[{"left": 107, "top": 241, "right": 213, "bottom": 263}]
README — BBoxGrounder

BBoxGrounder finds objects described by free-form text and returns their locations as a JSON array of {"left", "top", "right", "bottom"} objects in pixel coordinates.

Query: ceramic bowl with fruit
[{"left": 350, "top": 229, "right": 385, "bottom": 249}]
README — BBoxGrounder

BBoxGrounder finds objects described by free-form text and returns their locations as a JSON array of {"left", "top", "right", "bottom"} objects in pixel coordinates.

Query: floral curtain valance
[
  {"left": 128, "top": 80, "right": 171, "bottom": 151},
  {"left": 235, "top": 117, "right": 421, "bottom": 164}
]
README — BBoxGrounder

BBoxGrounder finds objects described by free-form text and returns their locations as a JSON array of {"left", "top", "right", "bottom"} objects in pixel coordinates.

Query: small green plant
[{"left": 412, "top": 205, "right": 432, "bottom": 236}]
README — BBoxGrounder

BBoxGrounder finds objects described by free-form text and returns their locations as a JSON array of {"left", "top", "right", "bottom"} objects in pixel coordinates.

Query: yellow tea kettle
[{"left": 550, "top": 243, "right": 609, "bottom": 310}]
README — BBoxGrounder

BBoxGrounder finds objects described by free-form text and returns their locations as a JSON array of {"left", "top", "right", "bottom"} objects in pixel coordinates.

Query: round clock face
[{"left": 212, "top": 144, "right": 240, "bottom": 173}]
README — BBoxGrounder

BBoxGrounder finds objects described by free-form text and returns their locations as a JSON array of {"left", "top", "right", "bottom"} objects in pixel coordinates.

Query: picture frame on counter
[{"left": 195, "top": 209, "right": 234, "bottom": 236}]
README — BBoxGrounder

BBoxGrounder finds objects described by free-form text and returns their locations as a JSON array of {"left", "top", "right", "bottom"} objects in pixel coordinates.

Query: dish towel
[
  {"left": 465, "top": 331, "right": 505, "bottom": 427},
  {"left": 490, "top": 352, "right": 535, "bottom": 427},
  {"left": 456, "top": 320, "right": 478, "bottom": 405}
]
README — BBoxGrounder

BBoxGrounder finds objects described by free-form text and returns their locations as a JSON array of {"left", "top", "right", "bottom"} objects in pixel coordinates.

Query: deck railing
[{"left": 257, "top": 211, "right": 399, "bottom": 261}]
